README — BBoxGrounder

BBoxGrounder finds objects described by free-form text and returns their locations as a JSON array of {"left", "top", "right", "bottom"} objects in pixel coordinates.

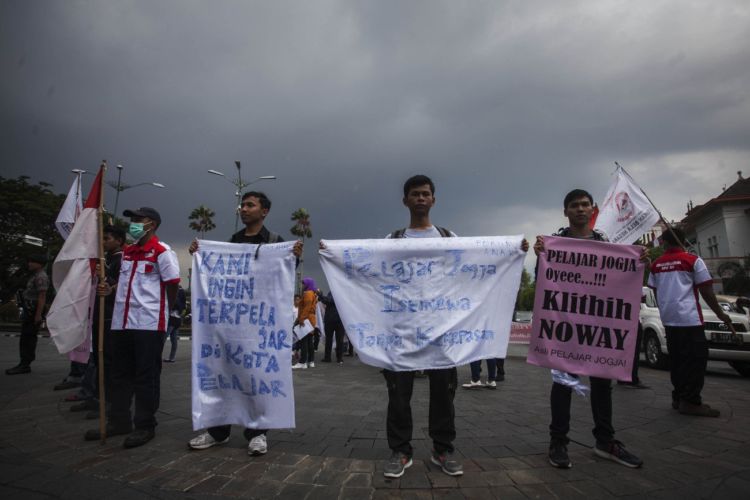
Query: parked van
[{"left": 640, "top": 287, "right": 750, "bottom": 377}]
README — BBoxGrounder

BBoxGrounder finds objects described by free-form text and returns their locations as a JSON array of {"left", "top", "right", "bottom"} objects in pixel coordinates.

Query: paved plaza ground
[{"left": 1, "top": 333, "right": 749, "bottom": 499}]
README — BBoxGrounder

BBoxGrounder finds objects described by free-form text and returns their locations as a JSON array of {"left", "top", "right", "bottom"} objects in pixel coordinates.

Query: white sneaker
[
  {"left": 292, "top": 363, "right": 306, "bottom": 370},
  {"left": 188, "top": 431, "right": 229, "bottom": 450},
  {"left": 461, "top": 380, "right": 484, "bottom": 389},
  {"left": 308, "top": 362, "right": 315, "bottom": 368},
  {"left": 248, "top": 434, "right": 268, "bottom": 455},
  {"left": 485, "top": 380, "right": 497, "bottom": 389}
]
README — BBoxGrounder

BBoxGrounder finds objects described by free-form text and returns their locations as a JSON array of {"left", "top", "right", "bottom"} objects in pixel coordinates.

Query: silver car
[{"left": 640, "top": 287, "right": 750, "bottom": 377}]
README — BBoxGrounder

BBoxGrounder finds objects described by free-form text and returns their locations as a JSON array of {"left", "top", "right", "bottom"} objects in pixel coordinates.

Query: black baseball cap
[{"left": 123, "top": 207, "right": 161, "bottom": 224}]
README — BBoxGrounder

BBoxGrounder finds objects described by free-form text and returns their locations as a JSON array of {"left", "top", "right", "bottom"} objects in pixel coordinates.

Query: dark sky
[{"left": 3, "top": 1, "right": 750, "bottom": 288}]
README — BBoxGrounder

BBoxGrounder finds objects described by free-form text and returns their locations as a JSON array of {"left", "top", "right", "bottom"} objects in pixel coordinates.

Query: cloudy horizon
[{"left": 3, "top": 0, "right": 749, "bottom": 289}]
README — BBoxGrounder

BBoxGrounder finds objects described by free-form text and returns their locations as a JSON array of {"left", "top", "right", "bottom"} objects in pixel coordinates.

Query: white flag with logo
[
  {"left": 55, "top": 176, "right": 83, "bottom": 240},
  {"left": 594, "top": 167, "right": 660, "bottom": 244}
]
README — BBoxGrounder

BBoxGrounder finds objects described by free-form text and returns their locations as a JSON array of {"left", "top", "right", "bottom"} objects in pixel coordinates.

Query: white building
[{"left": 681, "top": 171, "right": 750, "bottom": 293}]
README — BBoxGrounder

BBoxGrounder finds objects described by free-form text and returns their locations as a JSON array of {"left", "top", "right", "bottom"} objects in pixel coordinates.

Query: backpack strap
[
  {"left": 267, "top": 232, "right": 281, "bottom": 243},
  {"left": 391, "top": 228, "right": 407, "bottom": 239},
  {"left": 436, "top": 226, "right": 453, "bottom": 238}
]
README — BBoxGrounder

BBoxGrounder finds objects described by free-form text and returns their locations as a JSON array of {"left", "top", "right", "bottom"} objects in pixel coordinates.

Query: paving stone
[
  {"left": 338, "top": 487, "right": 375, "bottom": 500},
  {"left": 399, "top": 471, "right": 432, "bottom": 489},
  {"left": 187, "top": 474, "right": 233, "bottom": 494}
]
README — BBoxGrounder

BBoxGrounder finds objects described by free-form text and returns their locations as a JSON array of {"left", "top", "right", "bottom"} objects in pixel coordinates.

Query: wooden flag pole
[{"left": 97, "top": 160, "right": 108, "bottom": 444}]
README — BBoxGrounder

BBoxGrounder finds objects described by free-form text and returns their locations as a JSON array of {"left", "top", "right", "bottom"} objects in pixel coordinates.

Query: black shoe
[
  {"left": 54, "top": 380, "right": 80, "bottom": 391},
  {"left": 594, "top": 440, "right": 643, "bottom": 468},
  {"left": 123, "top": 429, "right": 155, "bottom": 449},
  {"left": 70, "top": 400, "right": 98, "bottom": 412},
  {"left": 84, "top": 425, "right": 132, "bottom": 441},
  {"left": 549, "top": 441, "right": 572, "bottom": 469},
  {"left": 6, "top": 365, "right": 31, "bottom": 375}
]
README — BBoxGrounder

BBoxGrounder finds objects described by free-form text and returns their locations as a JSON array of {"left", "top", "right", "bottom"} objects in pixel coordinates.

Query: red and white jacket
[
  {"left": 648, "top": 247, "right": 713, "bottom": 327},
  {"left": 112, "top": 236, "right": 180, "bottom": 332}
]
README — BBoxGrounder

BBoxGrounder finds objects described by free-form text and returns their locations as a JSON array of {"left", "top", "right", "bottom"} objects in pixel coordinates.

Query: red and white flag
[
  {"left": 594, "top": 166, "right": 660, "bottom": 244},
  {"left": 54, "top": 175, "right": 83, "bottom": 240},
  {"left": 47, "top": 168, "right": 103, "bottom": 354}
]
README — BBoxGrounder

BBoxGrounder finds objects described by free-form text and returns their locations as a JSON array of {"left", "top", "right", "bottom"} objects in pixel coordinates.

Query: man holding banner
[
  {"left": 320, "top": 175, "right": 529, "bottom": 479},
  {"left": 187, "top": 191, "right": 302, "bottom": 456},
  {"left": 532, "top": 189, "right": 643, "bottom": 470}
]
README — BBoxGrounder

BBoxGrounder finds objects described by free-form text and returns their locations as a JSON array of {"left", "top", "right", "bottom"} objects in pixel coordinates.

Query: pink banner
[{"left": 526, "top": 236, "right": 643, "bottom": 381}]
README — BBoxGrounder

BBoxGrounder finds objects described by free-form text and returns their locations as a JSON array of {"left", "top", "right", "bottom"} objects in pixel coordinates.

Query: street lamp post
[
  {"left": 207, "top": 161, "right": 276, "bottom": 231},
  {"left": 106, "top": 164, "right": 166, "bottom": 216}
]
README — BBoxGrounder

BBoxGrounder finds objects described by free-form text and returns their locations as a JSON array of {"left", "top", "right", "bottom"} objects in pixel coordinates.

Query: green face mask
[{"left": 128, "top": 222, "right": 148, "bottom": 240}]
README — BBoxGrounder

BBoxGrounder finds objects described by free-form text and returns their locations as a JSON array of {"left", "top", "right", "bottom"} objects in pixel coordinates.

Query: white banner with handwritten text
[
  {"left": 319, "top": 236, "right": 526, "bottom": 371},
  {"left": 191, "top": 240, "right": 296, "bottom": 430}
]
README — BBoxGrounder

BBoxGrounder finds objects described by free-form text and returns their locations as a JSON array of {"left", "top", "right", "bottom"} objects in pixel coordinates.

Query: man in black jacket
[
  {"left": 318, "top": 291, "right": 346, "bottom": 364},
  {"left": 187, "top": 191, "right": 302, "bottom": 457}
]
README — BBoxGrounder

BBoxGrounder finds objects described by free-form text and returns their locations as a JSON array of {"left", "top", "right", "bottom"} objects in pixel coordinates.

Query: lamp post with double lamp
[
  {"left": 107, "top": 164, "right": 166, "bottom": 217},
  {"left": 207, "top": 161, "right": 276, "bottom": 231}
]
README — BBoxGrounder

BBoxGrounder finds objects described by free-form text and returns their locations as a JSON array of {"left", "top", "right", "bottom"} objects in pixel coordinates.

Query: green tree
[
  {"left": 290, "top": 208, "right": 313, "bottom": 292},
  {"left": 0, "top": 176, "right": 66, "bottom": 302},
  {"left": 516, "top": 268, "right": 536, "bottom": 311},
  {"left": 188, "top": 205, "right": 216, "bottom": 239}
]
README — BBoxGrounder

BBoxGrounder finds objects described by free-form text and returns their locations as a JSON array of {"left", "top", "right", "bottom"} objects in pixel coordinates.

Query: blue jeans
[{"left": 469, "top": 359, "right": 497, "bottom": 382}]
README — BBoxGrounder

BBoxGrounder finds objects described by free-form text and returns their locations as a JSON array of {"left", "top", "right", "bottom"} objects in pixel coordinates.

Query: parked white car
[{"left": 640, "top": 287, "right": 750, "bottom": 377}]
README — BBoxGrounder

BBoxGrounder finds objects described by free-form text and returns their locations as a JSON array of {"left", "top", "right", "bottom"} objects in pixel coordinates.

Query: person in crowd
[
  {"left": 534, "top": 189, "right": 643, "bottom": 469},
  {"left": 70, "top": 225, "right": 126, "bottom": 418},
  {"left": 187, "top": 191, "right": 301, "bottom": 456},
  {"left": 318, "top": 290, "right": 346, "bottom": 365},
  {"left": 293, "top": 277, "right": 318, "bottom": 369},
  {"left": 648, "top": 225, "right": 736, "bottom": 417},
  {"left": 84, "top": 208, "right": 180, "bottom": 449},
  {"left": 462, "top": 359, "right": 500, "bottom": 389},
  {"left": 6, "top": 254, "right": 49, "bottom": 375},
  {"left": 162, "top": 285, "right": 186, "bottom": 363}
]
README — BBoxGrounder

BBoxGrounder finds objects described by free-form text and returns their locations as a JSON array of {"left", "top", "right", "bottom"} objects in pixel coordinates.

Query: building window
[{"left": 707, "top": 236, "right": 719, "bottom": 257}]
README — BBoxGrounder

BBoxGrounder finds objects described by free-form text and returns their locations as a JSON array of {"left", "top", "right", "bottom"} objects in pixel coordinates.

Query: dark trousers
[
  {"left": 163, "top": 318, "right": 181, "bottom": 361},
  {"left": 109, "top": 329, "right": 165, "bottom": 431},
  {"left": 469, "top": 359, "right": 497, "bottom": 381},
  {"left": 81, "top": 320, "right": 113, "bottom": 403},
  {"left": 496, "top": 358, "right": 505, "bottom": 376},
  {"left": 300, "top": 335, "right": 315, "bottom": 364},
  {"left": 207, "top": 426, "right": 267, "bottom": 441},
  {"left": 19, "top": 316, "right": 40, "bottom": 366},
  {"left": 550, "top": 376, "right": 614, "bottom": 445},
  {"left": 631, "top": 323, "right": 643, "bottom": 383},
  {"left": 665, "top": 325, "right": 708, "bottom": 405},
  {"left": 323, "top": 319, "right": 345, "bottom": 362},
  {"left": 383, "top": 368, "right": 457, "bottom": 456}
]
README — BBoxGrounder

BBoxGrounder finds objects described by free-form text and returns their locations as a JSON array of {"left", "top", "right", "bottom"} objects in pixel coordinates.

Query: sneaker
[
  {"left": 461, "top": 380, "right": 484, "bottom": 389},
  {"left": 291, "top": 363, "right": 306, "bottom": 370},
  {"left": 123, "top": 429, "right": 155, "bottom": 449},
  {"left": 188, "top": 431, "right": 230, "bottom": 450},
  {"left": 594, "top": 440, "right": 643, "bottom": 468},
  {"left": 70, "top": 400, "right": 98, "bottom": 412},
  {"left": 679, "top": 401, "right": 720, "bottom": 417},
  {"left": 430, "top": 450, "right": 463, "bottom": 476},
  {"left": 53, "top": 380, "right": 80, "bottom": 390},
  {"left": 338, "top": 361, "right": 343, "bottom": 366},
  {"left": 5, "top": 365, "right": 31, "bottom": 375},
  {"left": 163, "top": 359, "right": 175, "bottom": 363},
  {"left": 248, "top": 434, "right": 268, "bottom": 455},
  {"left": 485, "top": 380, "right": 497, "bottom": 389},
  {"left": 549, "top": 441, "right": 572, "bottom": 468},
  {"left": 383, "top": 451, "right": 412, "bottom": 478},
  {"left": 308, "top": 362, "right": 315, "bottom": 368}
]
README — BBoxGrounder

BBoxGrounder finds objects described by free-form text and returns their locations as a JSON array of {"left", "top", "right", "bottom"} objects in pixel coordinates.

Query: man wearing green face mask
[{"left": 84, "top": 207, "right": 181, "bottom": 448}]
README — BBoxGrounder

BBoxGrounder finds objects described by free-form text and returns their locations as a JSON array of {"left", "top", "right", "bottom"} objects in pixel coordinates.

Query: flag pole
[
  {"left": 97, "top": 160, "right": 108, "bottom": 444},
  {"left": 614, "top": 161, "right": 685, "bottom": 251}
]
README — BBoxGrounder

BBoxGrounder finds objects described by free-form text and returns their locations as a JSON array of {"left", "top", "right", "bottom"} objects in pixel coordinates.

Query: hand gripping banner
[
  {"left": 319, "top": 236, "right": 526, "bottom": 371},
  {"left": 191, "top": 240, "right": 297, "bottom": 430}
]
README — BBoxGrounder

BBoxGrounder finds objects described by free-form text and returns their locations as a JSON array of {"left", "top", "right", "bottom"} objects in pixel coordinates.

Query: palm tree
[
  {"left": 290, "top": 208, "right": 312, "bottom": 292},
  {"left": 188, "top": 205, "right": 216, "bottom": 239}
]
